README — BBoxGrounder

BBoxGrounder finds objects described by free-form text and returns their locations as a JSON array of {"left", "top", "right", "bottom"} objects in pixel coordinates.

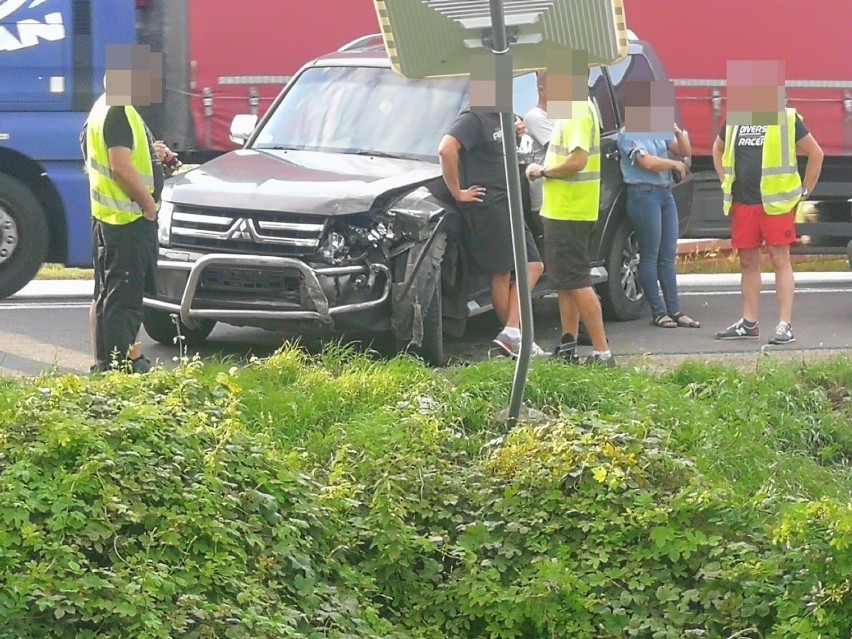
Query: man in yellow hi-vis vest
[
  {"left": 712, "top": 60, "right": 823, "bottom": 345},
  {"left": 526, "top": 67, "right": 614, "bottom": 367},
  {"left": 84, "top": 45, "right": 173, "bottom": 373}
]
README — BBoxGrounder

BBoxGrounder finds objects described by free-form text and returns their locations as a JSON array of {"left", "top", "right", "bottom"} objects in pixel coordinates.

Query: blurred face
[
  {"left": 104, "top": 44, "right": 163, "bottom": 106},
  {"left": 543, "top": 47, "right": 589, "bottom": 118},
  {"left": 623, "top": 79, "right": 676, "bottom": 139},
  {"left": 468, "top": 50, "right": 513, "bottom": 112},
  {"left": 726, "top": 59, "right": 786, "bottom": 126}
]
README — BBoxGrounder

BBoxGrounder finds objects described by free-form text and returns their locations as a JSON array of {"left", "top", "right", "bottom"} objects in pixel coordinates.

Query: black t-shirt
[
  {"left": 447, "top": 111, "right": 507, "bottom": 193},
  {"left": 103, "top": 106, "right": 164, "bottom": 204},
  {"left": 718, "top": 115, "right": 809, "bottom": 205}
]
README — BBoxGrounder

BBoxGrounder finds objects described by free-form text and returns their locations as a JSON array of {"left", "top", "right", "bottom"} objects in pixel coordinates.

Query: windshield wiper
[
  {"left": 351, "top": 149, "right": 419, "bottom": 160},
  {"left": 254, "top": 145, "right": 305, "bottom": 151}
]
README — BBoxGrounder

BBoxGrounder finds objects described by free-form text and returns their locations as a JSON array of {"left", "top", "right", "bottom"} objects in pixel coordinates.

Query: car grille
[
  {"left": 169, "top": 206, "right": 327, "bottom": 257},
  {"left": 199, "top": 266, "right": 303, "bottom": 304}
]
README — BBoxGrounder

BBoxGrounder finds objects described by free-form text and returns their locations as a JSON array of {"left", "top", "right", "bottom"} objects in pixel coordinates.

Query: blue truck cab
[{"left": 0, "top": 0, "right": 136, "bottom": 297}]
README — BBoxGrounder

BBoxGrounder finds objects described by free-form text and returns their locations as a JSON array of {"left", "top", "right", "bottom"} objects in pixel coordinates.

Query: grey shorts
[{"left": 542, "top": 217, "right": 595, "bottom": 290}]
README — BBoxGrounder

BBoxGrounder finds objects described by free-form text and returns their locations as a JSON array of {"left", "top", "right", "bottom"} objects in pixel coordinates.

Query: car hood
[{"left": 164, "top": 149, "right": 442, "bottom": 215}]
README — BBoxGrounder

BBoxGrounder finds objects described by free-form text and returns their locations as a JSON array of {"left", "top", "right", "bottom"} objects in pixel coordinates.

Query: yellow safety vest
[
  {"left": 540, "top": 99, "right": 601, "bottom": 222},
  {"left": 721, "top": 108, "right": 803, "bottom": 216},
  {"left": 84, "top": 95, "right": 156, "bottom": 225}
]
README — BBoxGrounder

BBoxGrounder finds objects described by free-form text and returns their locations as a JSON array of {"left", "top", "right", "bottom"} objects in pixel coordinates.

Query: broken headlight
[{"left": 317, "top": 214, "right": 395, "bottom": 265}]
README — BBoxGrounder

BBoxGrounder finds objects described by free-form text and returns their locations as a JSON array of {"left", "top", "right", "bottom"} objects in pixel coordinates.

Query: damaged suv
[{"left": 143, "top": 33, "right": 693, "bottom": 365}]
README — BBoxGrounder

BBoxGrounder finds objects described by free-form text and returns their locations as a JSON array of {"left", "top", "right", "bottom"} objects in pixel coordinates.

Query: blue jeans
[{"left": 625, "top": 184, "right": 680, "bottom": 318}]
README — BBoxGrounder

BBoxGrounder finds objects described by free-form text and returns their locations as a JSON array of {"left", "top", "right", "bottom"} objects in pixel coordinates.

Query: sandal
[
  {"left": 671, "top": 312, "right": 701, "bottom": 328},
  {"left": 652, "top": 313, "right": 677, "bottom": 328}
]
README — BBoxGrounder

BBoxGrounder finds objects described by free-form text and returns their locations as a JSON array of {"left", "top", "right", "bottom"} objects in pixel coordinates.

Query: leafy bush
[{"left": 0, "top": 348, "right": 850, "bottom": 638}]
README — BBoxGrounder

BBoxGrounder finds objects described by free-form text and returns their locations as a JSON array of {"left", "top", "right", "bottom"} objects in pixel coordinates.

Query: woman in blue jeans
[{"left": 616, "top": 123, "right": 701, "bottom": 328}]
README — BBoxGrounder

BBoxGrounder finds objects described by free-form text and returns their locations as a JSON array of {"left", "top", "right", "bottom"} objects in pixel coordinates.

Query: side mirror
[{"left": 229, "top": 114, "right": 258, "bottom": 145}]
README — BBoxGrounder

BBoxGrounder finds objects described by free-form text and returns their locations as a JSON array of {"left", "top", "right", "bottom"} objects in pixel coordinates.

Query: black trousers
[{"left": 93, "top": 216, "right": 158, "bottom": 369}]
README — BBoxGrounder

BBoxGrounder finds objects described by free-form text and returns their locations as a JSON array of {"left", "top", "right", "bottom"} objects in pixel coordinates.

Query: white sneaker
[
  {"left": 768, "top": 321, "right": 795, "bottom": 345},
  {"left": 490, "top": 330, "right": 549, "bottom": 359}
]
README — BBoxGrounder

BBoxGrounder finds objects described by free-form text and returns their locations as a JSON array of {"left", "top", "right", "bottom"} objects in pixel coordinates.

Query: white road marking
[
  {"left": 0, "top": 302, "right": 91, "bottom": 310},
  {"left": 0, "top": 329, "right": 90, "bottom": 372}
]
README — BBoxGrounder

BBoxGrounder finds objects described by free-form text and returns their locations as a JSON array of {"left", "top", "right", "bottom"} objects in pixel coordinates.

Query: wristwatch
[
  {"left": 802, "top": 188, "right": 809, "bottom": 199},
  {"left": 541, "top": 167, "right": 548, "bottom": 178}
]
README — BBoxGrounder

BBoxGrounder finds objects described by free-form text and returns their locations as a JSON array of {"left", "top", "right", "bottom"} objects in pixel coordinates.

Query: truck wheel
[
  {"left": 0, "top": 175, "right": 49, "bottom": 299},
  {"left": 599, "top": 217, "right": 645, "bottom": 321},
  {"left": 143, "top": 307, "right": 216, "bottom": 346},
  {"left": 402, "top": 274, "right": 445, "bottom": 367}
]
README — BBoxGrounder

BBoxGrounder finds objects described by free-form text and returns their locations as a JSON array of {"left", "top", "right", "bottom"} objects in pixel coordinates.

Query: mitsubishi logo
[{"left": 225, "top": 218, "right": 256, "bottom": 242}]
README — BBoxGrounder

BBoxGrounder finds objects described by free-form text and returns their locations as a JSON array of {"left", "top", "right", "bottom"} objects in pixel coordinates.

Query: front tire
[
  {"left": 599, "top": 217, "right": 645, "bottom": 321},
  {"left": 400, "top": 274, "right": 445, "bottom": 367},
  {"left": 0, "top": 174, "right": 49, "bottom": 299},
  {"left": 143, "top": 307, "right": 216, "bottom": 346}
]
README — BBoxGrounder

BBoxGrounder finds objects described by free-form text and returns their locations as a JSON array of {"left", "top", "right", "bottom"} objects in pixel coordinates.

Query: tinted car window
[
  {"left": 589, "top": 67, "right": 617, "bottom": 133},
  {"left": 252, "top": 66, "right": 468, "bottom": 160},
  {"left": 606, "top": 53, "right": 657, "bottom": 123}
]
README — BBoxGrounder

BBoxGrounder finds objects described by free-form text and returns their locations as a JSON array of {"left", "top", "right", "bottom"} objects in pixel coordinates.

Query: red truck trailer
[{"left": 623, "top": 0, "right": 852, "bottom": 158}]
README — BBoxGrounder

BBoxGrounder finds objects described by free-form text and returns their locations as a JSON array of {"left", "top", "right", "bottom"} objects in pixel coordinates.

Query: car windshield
[{"left": 251, "top": 65, "right": 469, "bottom": 161}]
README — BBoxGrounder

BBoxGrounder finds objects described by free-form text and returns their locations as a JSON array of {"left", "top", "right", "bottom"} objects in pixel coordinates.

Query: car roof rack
[{"left": 337, "top": 34, "right": 386, "bottom": 52}]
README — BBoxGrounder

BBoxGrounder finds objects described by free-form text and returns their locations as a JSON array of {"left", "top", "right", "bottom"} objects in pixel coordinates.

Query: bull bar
[{"left": 142, "top": 253, "right": 391, "bottom": 330}]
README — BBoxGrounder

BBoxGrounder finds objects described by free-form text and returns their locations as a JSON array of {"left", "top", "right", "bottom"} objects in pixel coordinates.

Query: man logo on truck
[{"left": 0, "top": 0, "right": 64, "bottom": 53}]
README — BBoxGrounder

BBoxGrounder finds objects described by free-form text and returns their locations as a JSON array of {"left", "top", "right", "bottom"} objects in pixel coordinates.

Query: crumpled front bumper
[{"left": 142, "top": 250, "right": 391, "bottom": 330}]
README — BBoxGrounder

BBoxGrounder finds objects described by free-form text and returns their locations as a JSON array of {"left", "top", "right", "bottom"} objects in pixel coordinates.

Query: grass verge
[
  {"left": 35, "top": 263, "right": 94, "bottom": 280},
  {"left": 0, "top": 348, "right": 850, "bottom": 638},
  {"left": 677, "top": 250, "right": 850, "bottom": 274}
]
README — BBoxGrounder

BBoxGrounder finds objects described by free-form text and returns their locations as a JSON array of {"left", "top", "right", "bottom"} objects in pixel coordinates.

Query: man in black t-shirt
[
  {"left": 438, "top": 109, "right": 546, "bottom": 358},
  {"left": 712, "top": 61, "right": 824, "bottom": 345}
]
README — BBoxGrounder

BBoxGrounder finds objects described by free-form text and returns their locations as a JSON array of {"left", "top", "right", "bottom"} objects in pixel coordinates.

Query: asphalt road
[{"left": 1, "top": 277, "right": 850, "bottom": 377}]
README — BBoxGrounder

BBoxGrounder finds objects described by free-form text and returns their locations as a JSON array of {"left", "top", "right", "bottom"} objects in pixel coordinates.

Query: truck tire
[
  {"left": 599, "top": 216, "right": 645, "bottom": 321},
  {"left": 403, "top": 274, "right": 445, "bottom": 367},
  {"left": 143, "top": 307, "right": 216, "bottom": 346},
  {"left": 0, "top": 175, "right": 49, "bottom": 299}
]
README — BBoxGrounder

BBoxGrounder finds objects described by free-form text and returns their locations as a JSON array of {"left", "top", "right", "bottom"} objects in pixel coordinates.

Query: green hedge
[{"left": 0, "top": 348, "right": 850, "bottom": 638}]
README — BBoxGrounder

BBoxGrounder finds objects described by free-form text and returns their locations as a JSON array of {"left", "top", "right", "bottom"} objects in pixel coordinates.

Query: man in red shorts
[{"left": 712, "top": 60, "right": 824, "bottom": 344}]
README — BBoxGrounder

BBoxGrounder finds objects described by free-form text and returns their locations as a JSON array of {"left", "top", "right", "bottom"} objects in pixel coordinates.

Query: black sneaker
[
  {"left": 768, "top": 321, "right": 795, "bottom": 345},
  {"left": 553, "top": 335, "right": 580, "bottom": 364},
  {"left": 584, "top": 353, "right": 617, "bottom": 368},
  {"left": 715, "top": 318, "right": 759, "bottom": 340},
  {"left": 130, "top": 356, "right": 153, "bottom": 373}
]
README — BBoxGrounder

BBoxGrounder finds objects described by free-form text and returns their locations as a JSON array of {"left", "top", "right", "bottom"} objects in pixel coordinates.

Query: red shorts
[{"left": 730, "top": 202, "right": 797, "bottom": 249}]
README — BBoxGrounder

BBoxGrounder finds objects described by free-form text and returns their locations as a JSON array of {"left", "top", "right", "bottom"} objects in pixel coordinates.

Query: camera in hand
[
  {"left": 163, "top": 150, "right": 182, "bottom": 170},
  {"left": 671, "top": 168, "right": 682, "bottom": 184}
]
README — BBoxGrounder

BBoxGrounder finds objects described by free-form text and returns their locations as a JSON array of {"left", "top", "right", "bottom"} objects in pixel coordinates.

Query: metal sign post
[{"left": 486, "top": 0, "right": 534, "bottom": 428}]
